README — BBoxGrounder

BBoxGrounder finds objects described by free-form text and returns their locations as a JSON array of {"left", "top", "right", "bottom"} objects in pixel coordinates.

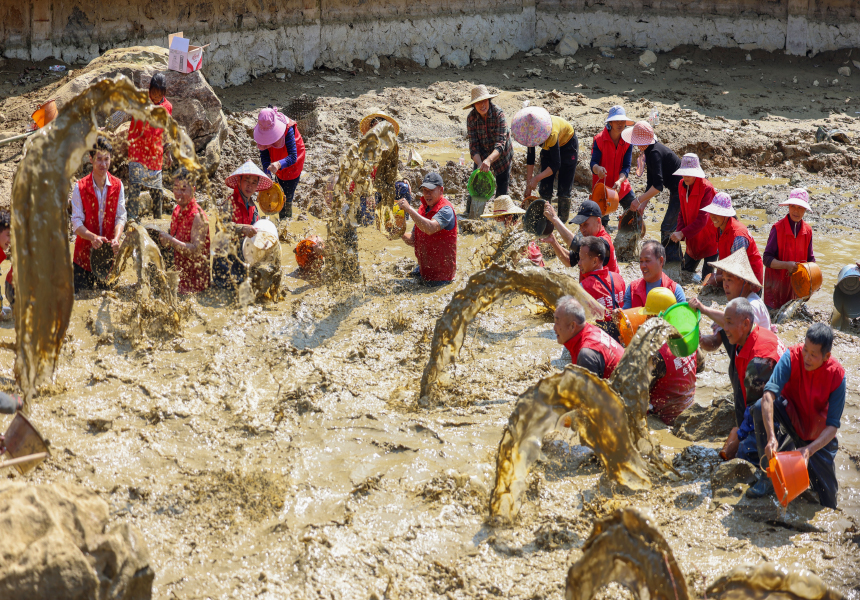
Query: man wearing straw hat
[
  {"left": 670, "top": 153, "right": 719, "bottom": 284},
  {"left": 762, "top": 188, "right": 816, "bottom": 310},
  {"left": 465, "top": 85, "right": 513, "bottom": 198},
  {"left": 590, "top": 105, "right": 634, "bottom": 226},
  {"left": 744, "top": 323, "right": 845, "bottom": 507},
  {"left": 700, "top": 192, "right": 763, "bottom": 288},
  {"left": 480, "top": 195, "right": 545, "bottom": 266},
  {"left": 553, "top": 295, "right": 623, "bottom": 378}
]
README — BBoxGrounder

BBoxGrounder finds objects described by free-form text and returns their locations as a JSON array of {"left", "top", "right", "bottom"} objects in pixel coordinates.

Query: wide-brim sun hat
[
  {"left": 709, "top": 248, "right": 762, "bottom": 288},
  {"left": 605, "top": 105, "right": 634, "bottom": 126},
  {"left": 701, "top": 192, "right": 736, "bottom": 217},
  {"left": 225, "top": 160, "right": 274, "bottom": 191},
  {"left": 673, "top": 153, "right": 706, "bottom": 178},
  {"left": 621, "top": 121, "right": 657, "bottom": 146},
  {"left": 254, "top": 107, "right": 288, "bottom": 147},
  {"left": 481, "top": 195, "right": 526, "bottom": 218},
  {"left": 778, "top": 188, "right": 812, "bottom": 212},
  {"left": 511, "top": 106, "right": 552, "bottom": 147},
  {"left": 463, "top": 84, "right": 499, "bottom": 110},
  {"left": 359, "top": 109, "right": 400, "bottom": 136}
]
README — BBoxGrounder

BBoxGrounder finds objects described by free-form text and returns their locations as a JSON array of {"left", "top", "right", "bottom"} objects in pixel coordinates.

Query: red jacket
[
  {"left": 580, "top": 267, "right": 625, "bottom": 322},
  {"left": 734, "top": 325, "right": 785, "bottom": 404},
  {"left": 628, "top": 273, "right": 678, "bottom": 309},
  {"left": 763, "top": 216, "right": 812, "bottom": 309},
  {"left": 169, "top": 199, "right": 210, "bottom": 293},
  {"left": 128, "top": 98, "right": 173, "bottom": 171},
  {"left": 269, "top": 120, "right": 305, "bottom": 181},
  {"left": 596, "top": 226, "right": 620, "bottom": 274},
  {"left": 677, "top": 178, "right": 718, "bottom": 260},
  {"left": 717, "top": 217, "right": 763, "bottom": 285},
  {"left": 650, "top": 343, "right": 697, "bottom": 424},
  {"left": 782, "top": 344, "right": 845, "bottom": 441},
  {"left": 592, "top": 128, "right": 632, "bottom": 199},
  {"left": 230, "top": 188, "right": 258, "bottom": 226},
  {"left": 414, "top": 196, "right": 457, "bottom": 282},
  {"left": 73, "top": 173, "right": 121, "bottom": 272},
  {"left": 563, "top": 323, "right": 624, "bottom": 378}
]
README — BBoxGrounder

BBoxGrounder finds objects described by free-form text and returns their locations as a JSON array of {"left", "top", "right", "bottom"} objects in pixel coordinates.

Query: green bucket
[
  {"left": 467, "top": 169, "right": 496, "bottom": 199},
  {"left": 660, "top": 302, "right": 701, "bottom": 357}
]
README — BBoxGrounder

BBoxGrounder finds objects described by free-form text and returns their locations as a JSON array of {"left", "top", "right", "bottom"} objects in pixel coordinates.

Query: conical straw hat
[
  {"left": 225, "top": 160, "right": 273, "bottom": 191},
  {"left": 709, "top": 248, "right": 762, "bottom": 288}
]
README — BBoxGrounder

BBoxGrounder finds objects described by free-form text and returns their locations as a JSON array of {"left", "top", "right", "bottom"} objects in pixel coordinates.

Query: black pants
[
  {"left": 74, "top": 263, "right": 110, "bottom": 293},
  {"left": 661, "top": 191, "right": 683, "bottom": 262},
  {"left": 277, "top": 176, "right": 300, "bottom": 219},
  {"left": 749, "top": 397, "right": 839, "bottom": 509},
  {"left": 494, "top": 164, "right": 511, "bottom": 197},
  {"left": 127, "top": 183, "right": 164, "bottom": 221},
  {"left": 682, "top": 252, "right": 718, "bottom": 278},
  {"left": 539, "top": 134, "right": 578, "bottom": 223}
]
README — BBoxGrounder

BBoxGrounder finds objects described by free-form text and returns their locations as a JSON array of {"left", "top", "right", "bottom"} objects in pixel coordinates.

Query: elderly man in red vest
[
  {"left": 578, "top": 236, "right": 625, "bottom": 342},
  {"left": 553, "top": 295, "right": 623, "bottom": 378},
  {"left": 71, "top": 137, "right": 127, "bottom": 293},
  {"left": 745, "top": 323, "right": 845, "bottom": 508},
  {"left": 399, "top": 172, "right": 457, "bottom": 285}
]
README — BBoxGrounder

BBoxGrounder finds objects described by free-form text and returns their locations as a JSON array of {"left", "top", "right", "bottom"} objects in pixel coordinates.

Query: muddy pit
[{"left": 1, "top": 45, "right": 860, "bottom": 599}]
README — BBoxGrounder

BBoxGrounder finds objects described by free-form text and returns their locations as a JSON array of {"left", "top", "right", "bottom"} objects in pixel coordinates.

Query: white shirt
[
  {"left": 712, "top": 292, "right": 773, "bottom": 333},
  {"left": 70, "top": 175, "right": 127, "bottom": 236}
]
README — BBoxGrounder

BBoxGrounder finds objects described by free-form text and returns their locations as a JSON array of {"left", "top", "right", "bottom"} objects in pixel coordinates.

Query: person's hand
[
  {"left": 243, "top": 225, "right": 257, "bottom": 238},
  {"left": 158, "top": 231, "right": 172, "bottom": 246},
  {"left": 267, "top": 162, "right": 279, "bottom": 176},
  {"left": 402, "top": 179, "right": 412, "bottom": 193},
  {"left": 396, "top": 198, "right": 410, "bottom": 213},
  {"left": 669, "top": 231, "right": 684, "bottom": 243},
  {"left": 480, "top": 158, "right": 492, "bottom": 172},
  {"left": 524, "top": 184, "right": 535, "bottom": 198},
  {"left": 702, "top": 273, "right": 716, "bottom": 287},
  {"left": 540, "top": 235, "right": 555, "bottom": 244},
  {"left": 593, "top": 165, "right": 607, "bottom": 179},
  {"left": 764, "top": 435, "right": 779, "bottom": 462},
  {"left": 90, "top": 235, "right": 108, "bottom": 249},
  {"left": 784, "top": 261, "right": 798, "bottom": 273},
  {"left": 799, "top": 446, "right": 812, "bottom": 465},
  {"left": 111, "top": 237, "right": 122, "bottom": 255},
  {"left": 543, "top": 202, "right": 557, "bottom": 221},
  {"left": 613, "top": 178, "right": 623, "bottom": 191},
  {"left": 688, "top": 297, "right": 703, "bottom": 311}
]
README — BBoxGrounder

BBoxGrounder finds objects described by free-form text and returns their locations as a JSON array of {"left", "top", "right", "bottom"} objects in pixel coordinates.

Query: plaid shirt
[{"left": 467, "top": 102, "right": 513, "bottom": 177}]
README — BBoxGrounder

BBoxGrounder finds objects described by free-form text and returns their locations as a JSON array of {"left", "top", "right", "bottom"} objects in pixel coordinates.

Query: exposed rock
[
  {"left": 556, "top": 35, "right": 579, "bottom": 57},
  {"left": 810, "top": 142, "right": 845, "bottom": 155},
  {"left": 669, "top": 58, "right": 692, "bottom": 70},
  {"left": 639, "top": 50, "right": 657, "bottom": 67},
  {"left": 426, "top": 52, "right": 442, "bottom": 69},
  {"left": 365, "top": 54, "right": 381, "bottom": 70},
  {"left": 672, "top": 396, "right": 735, "bottom": 441},
  {"left": 0, "top": 481, "right": 154, "bottom": 599},
  {"left": 712, "top": 458, "right": 757, "bottom": 489},
  {"left": 52, "top": 46, "right": 228, "bottom": 176},
  {"left": 443, "top": 49, "right": 470, "bottom": 68},
  {"left": 838, "top": 66, "right": 850, "bottom": 77}
]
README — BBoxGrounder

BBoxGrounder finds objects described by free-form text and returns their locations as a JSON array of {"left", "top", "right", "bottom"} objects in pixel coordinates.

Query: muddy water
[
  {"left": 712, "top": 175, "right": 790, "bottom": 190},
  {"left": 416, "top": 138, "right": 462, "bottom": 164},
  {"left": 2, "top": 195, "right": 859, "bottom": 598}
]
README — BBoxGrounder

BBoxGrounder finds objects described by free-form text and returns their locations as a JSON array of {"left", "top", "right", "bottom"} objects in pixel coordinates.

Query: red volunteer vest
[
  {"left": 717, "top": 217, "right": 764, "bottom": 285},
  {"left": 596, "top": 226, "right": 620, "bottom": 274},
  {"left": 414, "top": 196, "right": 457, "bottom": 282},
  {"left": 580, "top": 267, "right": 626, "bottom": 322},
  {"left": 128, "top": 98, "right": 173, "bottom": 171},
  {"left": 592, "top": 128, "right": 632, "bottom": 199},
  {"left": 763, "top": 216, "right": 813, "bottom": 309},
  {"left": 678, "top": 178, "right": 719, "bottom": 260},
  {"left": 782, "top": 345, "right": 845, "bottom": 441},
  {"left": 231, "top": 188, "right": 259, "bottom": 226},
  {"left": 169, "top": 199, "right": 211, "bottom": 293},
  {"left": 0, "top": 247, "right": 13, "bottom": 284},
  {"left": 564, "top": 323, "right": 624, "bottom": 378},
  {"left": 269, "top": 121, "right": 306, "bottom": 181},
  {"left": 73, "top": 173, "right": 122, "bottom": 272},
  {"left": 650, "top": 343, "right": 697, "bottom": 424},
  {"left": 629, "top": 273, "right": 678, "bottom": 309},
  {"left": 734, "top": 325, "right": 785, "bottom": 404}
]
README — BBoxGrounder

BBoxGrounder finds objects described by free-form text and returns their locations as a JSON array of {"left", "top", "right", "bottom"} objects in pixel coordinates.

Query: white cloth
[
  {"left": 70, "top": 176, "right": 127, "bottom": 236},
  {"left": 711, "top": 292, "right": 772, "bottom": 333}
]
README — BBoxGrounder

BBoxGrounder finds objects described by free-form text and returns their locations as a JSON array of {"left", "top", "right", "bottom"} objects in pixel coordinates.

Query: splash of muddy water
[
  {"left": 613, "top": 210, "right": 643, "bottom": 263},
  {"left": 705, "top": 563, "right": 844, "bottom": 600},
  {"left": 9, "top": 75, "right": 202, "bottom": 400},
  {"left": 489, "top": 366, "right": 652, "bottom": 521},
  {"left": 472, "top": 224, "right": 532, "bottom": 269},
  {"left": 419, "top": 263, "right": 604, "bottom": 402},
  {"left": 565, "top": 509, "right": 689, "bottom": 600}
]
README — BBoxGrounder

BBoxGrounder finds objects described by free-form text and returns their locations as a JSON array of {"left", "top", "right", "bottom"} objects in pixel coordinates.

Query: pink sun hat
[
  {"left": 673, "top": 153, "right": 706, "bottom": 178},
  {"left": 701, "top": 192, "right": 736, "bottom": 217},
  {"left": 511, "top": 106, "right": 553, "bottom": 147},
  {"left": 225, "top": 160, "right": 274, "bottom": 191},
  {"left": 253, "top": 107, "right": 288, "bottom": 147},
  {"left": 779, "top": 188, "right": 812, "bottom": 212},
  {"left": 621, "top": 121, "right": 657, "bottom": 146}
]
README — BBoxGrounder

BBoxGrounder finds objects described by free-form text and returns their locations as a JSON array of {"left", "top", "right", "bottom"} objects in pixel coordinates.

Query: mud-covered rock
[
  {"left": 672, "top": 396, "right": 735, "bottom": 441},
  {"left": 0, "top": 481, "right": 154, "bottom": 600},
  {"left": 672, "top": 445, "right": 721, "bottom": 479},
  {"left": 711, "top": 458, "right": 757, "bottom": 504}
]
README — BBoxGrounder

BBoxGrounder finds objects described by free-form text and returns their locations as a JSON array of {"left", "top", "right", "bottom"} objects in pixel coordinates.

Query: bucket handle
[{"left": 758, "top": 455, "right": 789, "bottom": 505}]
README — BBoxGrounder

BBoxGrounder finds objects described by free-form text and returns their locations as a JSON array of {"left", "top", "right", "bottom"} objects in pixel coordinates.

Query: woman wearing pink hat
[
  {"left": 701, "top": 192, "right": 763, "bottom": 287},
  {"left": 255, "top": 105, "right": 305, "bottom": 219},
  {"left": 669, "top": 153, "right": 719, "bottom": 283},
  {"left": 591, "top": 105, "right": 634, "bottom": 226},
  {"left": 624, "top": 121, "right": 683, "bottom": 262},
  {"left": 763, "top": 188, "right": 816, "bottom": 309},
  {"left": 511, "top": 106, "right": 578, "bottom": 223}
]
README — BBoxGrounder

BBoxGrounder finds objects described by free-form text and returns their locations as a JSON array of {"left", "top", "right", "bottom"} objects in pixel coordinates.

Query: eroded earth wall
[{"left": 2, "top": 0, "right": 859, "bottom": 86}]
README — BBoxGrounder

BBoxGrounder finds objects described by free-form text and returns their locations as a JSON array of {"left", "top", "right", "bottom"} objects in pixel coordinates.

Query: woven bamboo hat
[
  {"left": 709, "top": 248, "right": 762, "bottom": 288},
  {"left": 359, "top": 109, "right": 400, "bottom": 135},
  {"left": 481, "top": 195, "right": 526, "bottom": 218},
  {"left": 463, "top": 85, "right": 499, "bottom": 110}
]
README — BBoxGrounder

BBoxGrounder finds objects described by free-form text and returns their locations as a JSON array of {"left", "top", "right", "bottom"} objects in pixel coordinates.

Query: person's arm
[
  {"left": 398, "top": 201, "right": 443, "bottom": 235},
  {"left": 260, "top": 148, "right": 272, "bottom": 174},
  {"left": 113, "top": 182, "right": 127, "bottom": 249},
  {"left": 490, "top": 109, "right": 508, "bottom": 166},
  {"left": 71, "top": 185, "right": 108, "bottom": 248},
  {"left": 762, "top": 226, "right": 779, "bottom": 268},
  {"left": 589, "top": 141, "right": 604, "bottom": 176},
  {"left": 542, "top": 235, "right": 571, "bottom": 267},
  {"left": 688, "top": 298, "right": 727, "bottom": 329},
  {"left": 679, "top": 188, "right": 715, "bottom": 239},
  {"left": 807, "top": 231, "right": 815, "bottom": 263},
  {"left": 0, "top": 391, "right": 22, "bottom": 415},
  {"left": 401, "top": 225, "right": 416, "bottom": 247},
  {"left": 622, "top": 285, "right": 633, "bottom": 309},
  {"left": 277, "top": 128, "right": 298, "bottom": 171},
  {"left": 619, "top": 144, "right": 633, "bottom": 177},
  {"left": 543, "top": 202, "right": 575, "bottom": 246},
  {"left": 576, "top": 348, "right": 605, "bottom": 378},
  {"left": 673, "top": 285, "right": 686, "bottom": 303},
  {"left": 730, "top": 236, "right": 750, "bottom": 253},
  {"left": 792, "top": 375, "right": 843, "bottom": 463}
]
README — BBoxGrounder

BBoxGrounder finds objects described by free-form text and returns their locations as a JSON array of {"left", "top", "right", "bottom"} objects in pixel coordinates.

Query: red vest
[
  {"left": 782, "top": 344, "right": 845, "bottom": 441},
  {"left": 414, "top": 196, "right": 457, "bottom": 282},
  {"left": 580, "top": 267, "right": 626, "bottom": 322},
  {"left": 763, "top": 216, "right": 813, "bottom": 309},
  {"left": 629, "top": 273, "right": 678, "bottom": 309},
  {"left": 650, "top": 343, "right": 697, "bottom": 424},
  {"left": 73, "top": 173, "right": 122, "bottom": 272},
  {"left": 678, "top": 178, "right": 719, "bottom": 260},
  {"left": 596, "top": 226, "right": 620, "bottom": 274},
  {"left": 128, "top": 98, "right": 173, "bottom": 171},
  {"left": 269, "top": 120, "right": 306, "bottom": 181},
  {"left": 734, "top": 325, "right": 785, "bottom": 404},
  {"left": 717, "top": 217, "right": 764, "bottom": 285},
  {"left": 231, "top": 188, "right": 258, "bottom": 226},
  {"left": 592, "top": 128, "right": 632, "bottom": 199},
  {"left": 563, "top": 323, "right": 624, "bottom": 378},
  {"left": 0, "top": 247, "right": 13, "bottom": 284},
  {"left": 169, "top": 199, "right": 211, "bottom": 293}
]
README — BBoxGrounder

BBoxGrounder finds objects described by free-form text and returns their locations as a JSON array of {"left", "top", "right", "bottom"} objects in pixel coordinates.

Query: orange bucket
[
  {"left": 591, "top": 182, "right": 619, "bottom": 216},
  {"left": 617, "top": 308, "right": 648, "bottom": 346},
  {"left": 790, "top": 262, "right": 823, "bottom": 298},
  {"left": 762, "top": 451, "right": 809, "bottom": 507},
  {"left": 31, "top": 100, "right": 58, "bottom": 129}
]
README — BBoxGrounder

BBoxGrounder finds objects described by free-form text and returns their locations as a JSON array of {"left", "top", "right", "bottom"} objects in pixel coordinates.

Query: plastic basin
[
  {"left": 764, "top": 450, "right": 810, "bottom": 507},
  {"left": 467, "top": 169, "right": 496, "bottom": 200},
  {"left": 3, "top": 413, "right": 50, "bottom": 475},
  {"left": 617, "top": 308, "right": 647, "bottom": 347},
  {"left": 660, "top": 302, "right": 701, "bottom": 357}
]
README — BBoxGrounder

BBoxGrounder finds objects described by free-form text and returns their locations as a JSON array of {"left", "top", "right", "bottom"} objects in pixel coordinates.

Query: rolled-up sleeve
[{"left": 70, "top": 184, "right": 85, "bottom": 231}]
